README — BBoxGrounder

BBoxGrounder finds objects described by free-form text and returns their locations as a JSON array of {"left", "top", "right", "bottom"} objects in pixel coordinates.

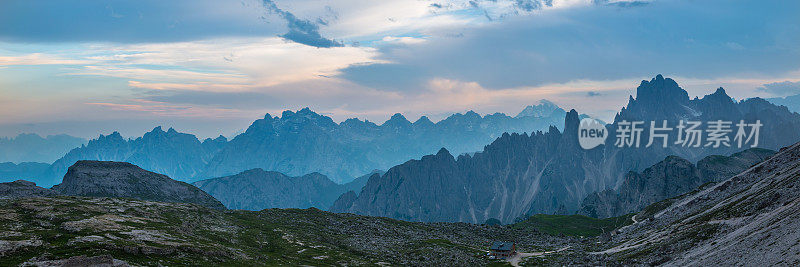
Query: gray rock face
[
  {"left": 578, "top": 148, "right": 774, "bottom": 218},
  {"left": 53, "top": 161, "right": 225, "bottom": 209},
  {"left": 332, "top": 75, "right": 800, "bottom": 224},
  {"left": 42, "top": 127, "right": 227, "bottom": 186},
  {"left": 0, "top": 180, "right": 60, "bottom": 199},
  {"left": 605, "top": 141, "right": 800, "bottom": 265},
  {"left": 193, "top": 169, "right": 377, "bottom": 210}
]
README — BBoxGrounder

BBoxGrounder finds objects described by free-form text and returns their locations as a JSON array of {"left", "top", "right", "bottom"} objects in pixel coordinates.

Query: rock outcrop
[
  {"left": 0, "top": 180, "right": 60, "bottom": 199},
  {"left": 52, "top": 161, "right": 225, "bottom": 209}
]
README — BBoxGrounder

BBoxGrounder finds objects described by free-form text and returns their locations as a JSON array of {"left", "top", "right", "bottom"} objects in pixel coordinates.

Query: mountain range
[
  {"left": 4, "top": 101, "right": 571, "bottom": 187},
  {"left": 0, "top": 133, "right": 85, "bottom": 164},
  {"left": 37, "top": 127, "right": 227, "bottom": 187},
  {"left": 2, "top": 140, "right": 799, "bottom": 265},
  {"left": 331, "top": 75, "right": 800, "bottom": 224},
  {"left": 198, "top": 101, "right": 571, "bottom": 183}
]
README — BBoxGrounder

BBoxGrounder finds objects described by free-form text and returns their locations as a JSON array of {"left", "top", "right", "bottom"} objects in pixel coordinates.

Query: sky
[{"left": 1, "top": 0, "right": 799, "bottom": 139}]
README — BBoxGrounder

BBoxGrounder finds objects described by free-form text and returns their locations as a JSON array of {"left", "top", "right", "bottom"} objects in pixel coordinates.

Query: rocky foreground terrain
[
  {"left": 0, "top": 196, "right": 586, "bottom": 266},
  {"left": 596, "top": 141, "right": 800, "bottom": 265},
  {"left": 1, "top": 136, "right": 799, "bottom": 266}
]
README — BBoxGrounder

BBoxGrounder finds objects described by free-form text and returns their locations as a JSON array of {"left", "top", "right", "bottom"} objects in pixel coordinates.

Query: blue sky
[{"left": 1, "top": 0, "right": 799, "bottom": 138}]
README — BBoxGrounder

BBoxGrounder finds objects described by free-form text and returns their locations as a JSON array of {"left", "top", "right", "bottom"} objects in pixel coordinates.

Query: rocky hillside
[
  {"left": 0, "top": 180, "right": 59, "bottom": 199},
  {"left": 579, "top": 148, "right": 774, "bottom": 218},
  {"left": 193, "top": 169, "right": 378, "bottom": 210},
  {"left": 52, "top": 161, "right": 225, "bottom": 210},
  {"left": 0, "top": 196, "right": 580, "bottom": 266},
  {"left": 332, "top": 75, "right": 800, "bottom": 224},
  {"left": 601, "top": 141, "right": 800, "bottom": 265}
]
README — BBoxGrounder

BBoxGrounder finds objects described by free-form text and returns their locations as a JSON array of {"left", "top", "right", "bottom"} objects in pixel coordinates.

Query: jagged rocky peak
[
  {"left": 616, "top": 74, "right": 696, "bottom": 121},
  {"left": 464, "top": 110, "right": 481, "bottom": 119},
  {"left": 203, "top": 135, "right": 228, "bottom": 143},
  {"left": 516, "top": 99, "right": 561, "bottom": 118},
  {"left": 435, "top": 147, "right": 452, "bottom": 158},
  {"left": 383, "top": 113, "right": 412, "bottom": 127},
  {"left": 98, "top": 131, "right": 124, "bottom": 141},
  {"left": 279, "top": 108, "right": 337, "bottom": 128},
  {"left": 563, "top": 109, "right": 581, "bottom": 135},
  {"left": 634, "top": 74, "right": 690, "bottom": 105},
  {"left": 700, "top": 87, "right": 735, "bottom": 104},
  {"left": 413, "top": 116, "right": 434, "bottom": 126}
]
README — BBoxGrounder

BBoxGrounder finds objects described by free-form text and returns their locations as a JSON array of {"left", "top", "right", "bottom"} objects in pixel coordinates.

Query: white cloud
[
  {"left": 43, "top": 37, "right": 384, "bottom": 92},
  {"left": 0, "top": 53, "right": 92, "bottom": 66}
]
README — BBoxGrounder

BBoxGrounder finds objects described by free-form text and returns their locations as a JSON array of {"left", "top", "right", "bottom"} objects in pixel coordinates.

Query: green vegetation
[
  {"left": 511, "top": 214, "right": 634, "bottom": 237},
  {"left": 0, "top": 196, "right": 570, "bottom": 266}
]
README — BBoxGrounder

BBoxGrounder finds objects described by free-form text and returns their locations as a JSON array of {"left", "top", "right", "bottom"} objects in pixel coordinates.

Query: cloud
[
  {"left": 757, "top": 81, "right": 800, "bottom": 96},
  {"left": 260, "top": 0, "right": 343, "bottom": 48},
  {"left": 86, "top": 99, "right": 249, "bottom": 118},
  {"left": 338, "top": 0, "right": 800, "bottom": 90},
  {"left": 0, "top": 54, "right": 92, "bottom": 66},
  {"left": 586, "top": 91, "right": 602, "bottom": 97},
  {"left": 45, "top": 37, "right": 380, "bottom": 91}
]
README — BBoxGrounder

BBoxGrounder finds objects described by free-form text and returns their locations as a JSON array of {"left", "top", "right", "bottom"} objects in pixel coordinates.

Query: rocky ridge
[{"left": 52, "top": 161, "right": 225, "bottom": 210}]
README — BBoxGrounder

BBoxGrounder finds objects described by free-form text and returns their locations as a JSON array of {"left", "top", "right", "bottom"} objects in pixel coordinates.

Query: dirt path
[{"left": 507, "top": 246, "right": 571, "bottom": 266}]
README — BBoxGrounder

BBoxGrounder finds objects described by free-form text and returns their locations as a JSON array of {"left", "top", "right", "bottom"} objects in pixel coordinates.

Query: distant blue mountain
[
  {"left": 0, "top": 133, "right": 85, "bottom": 164},
  {"left": 0, "top": 162, "right": 50, "bottom": 184},
  {"left": 767, "top": 94, "right": 800, "bottom": 114},
  {"left": 200, "top": 103, "right": 571, "bottom": 183},
  {"left": 37, "top": 127, "right": 228, "bottom": 187},
  {"left": 193, "top": 169, "right": 380, "bottom": 211},
  {"left": 7, "top": 102, "right": 569, "bottom": 187}
]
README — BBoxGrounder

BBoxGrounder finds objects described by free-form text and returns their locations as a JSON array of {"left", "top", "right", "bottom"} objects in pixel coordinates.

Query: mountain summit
[{"left": 53, "top": 160, "right": 225, "bottom": 209}]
